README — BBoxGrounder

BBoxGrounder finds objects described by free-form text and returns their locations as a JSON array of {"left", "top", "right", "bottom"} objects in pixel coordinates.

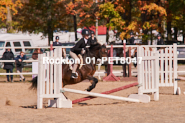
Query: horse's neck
[{"left": 83, "top": 51, "right": 98, "bottom": 64}]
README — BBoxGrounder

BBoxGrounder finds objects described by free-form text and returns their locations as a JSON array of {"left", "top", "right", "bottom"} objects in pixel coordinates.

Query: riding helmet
[
  {"left": 157, "top": 33, "right": 161, "bottom": 37},
  {"left": 56, "top": 36, "right": 59, "bottom": 40},
  {"left": 82, "top": 29, "right": 90, "bottom": 35}
]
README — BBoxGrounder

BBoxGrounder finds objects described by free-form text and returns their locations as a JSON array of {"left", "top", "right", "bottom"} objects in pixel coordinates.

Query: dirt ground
[{"left": 0, "top": 77, "right": 185, "bottom": 123}]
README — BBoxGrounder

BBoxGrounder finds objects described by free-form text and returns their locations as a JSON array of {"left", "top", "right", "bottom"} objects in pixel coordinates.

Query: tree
[
  {"left": 165, "top": 0, "right": 185, "bottom": 41},
  {"left": 98, "top": 0, "right": 166, "bottom": 44},
  {"left": 65, "top": 0, "right": 99, "bottom": 28},
  {"left": 0, "top": 0, "right": 22, "bottom": 32},
  {"left": 139, "top": 1, "right": 166, "bottom": 43},
  {"left": 99, "top": 2, "right": 126, "bottom": 42},
  {"left": 17, "top": 0, "right": 73, "bottom": 45}
]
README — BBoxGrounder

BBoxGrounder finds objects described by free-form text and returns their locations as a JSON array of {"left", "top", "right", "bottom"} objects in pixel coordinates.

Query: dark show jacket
[
  {"left": 71, "top": 38, "right": 88, "bottom": 55},
  {"left": 130, "top": 37, "right": 135, "bottom": 45},
  {"left": 15, "top": 55, "right": 26, "bottom": 68},
  {"left": 88, "top": 37, "right": 97, "bottom": 45},
  {"left": 157, "top": 38, "right": 164, "bottom": 45},
  {"left": 2, "top": 50, "right": 14, "bottom": 69},
  {"left": 53, "top": 41, "right": 62, "bottom": 46}
]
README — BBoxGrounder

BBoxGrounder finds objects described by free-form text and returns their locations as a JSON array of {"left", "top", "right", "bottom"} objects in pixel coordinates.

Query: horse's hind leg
[{"left": 86, "top": 77, "right": 98, "bottom": 92}]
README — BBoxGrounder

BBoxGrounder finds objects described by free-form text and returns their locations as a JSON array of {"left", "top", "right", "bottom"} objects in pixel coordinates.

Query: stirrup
[
  {"left": 71, "top": 73, "right": 78, "bottom": 79},
  {"left": 75, "top": 72, "right": 78, "bottom": 76}
]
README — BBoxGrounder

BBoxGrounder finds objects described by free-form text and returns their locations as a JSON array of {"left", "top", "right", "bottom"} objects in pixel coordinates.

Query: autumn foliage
[
  {"left": 0, "top": 0, "right": 22, "bottom": 21},
  {"left": 0, "top": 0, "right": 185, "bottom": 43}
]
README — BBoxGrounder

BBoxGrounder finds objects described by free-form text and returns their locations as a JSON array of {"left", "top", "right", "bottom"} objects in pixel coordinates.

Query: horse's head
[
  {"left": 99, "top": 44, "right": 107, "bottom": 58},
  {"left": 89, "top": 43, "right": 107, "bottom": 59}
]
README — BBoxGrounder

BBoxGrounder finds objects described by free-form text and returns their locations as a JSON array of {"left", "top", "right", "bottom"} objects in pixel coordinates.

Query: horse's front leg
[{"left": 86, "top": 76, "right": 98, "bottom": 92}]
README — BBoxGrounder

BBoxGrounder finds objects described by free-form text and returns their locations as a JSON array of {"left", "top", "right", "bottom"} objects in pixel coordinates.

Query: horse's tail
[{"left": 29, "top": 76, "right": 38, "bottom": 89}]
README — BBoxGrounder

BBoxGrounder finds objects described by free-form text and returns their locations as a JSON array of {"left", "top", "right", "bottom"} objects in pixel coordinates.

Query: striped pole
[
  {"left": 62, "top": 87, "right": 140, "bottom": 103},
  {"left": 72, "top": 82, "right": 138, "bottom": 104}
]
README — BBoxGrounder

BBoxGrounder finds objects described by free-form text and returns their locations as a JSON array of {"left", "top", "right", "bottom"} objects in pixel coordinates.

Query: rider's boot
[{"left": 71, "top": 64, "right": 78, "bottom": 78}]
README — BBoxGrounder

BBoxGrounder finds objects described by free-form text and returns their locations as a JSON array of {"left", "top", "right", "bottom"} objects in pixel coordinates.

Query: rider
[
  {"left": 88, "top": 31, "right": 98, "bottom": 45},
  {"left": 70, "top": 29, "right": 90, "bottom": 78}
]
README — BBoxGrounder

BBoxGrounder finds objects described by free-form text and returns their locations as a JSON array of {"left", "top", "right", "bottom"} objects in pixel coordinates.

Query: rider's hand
[{"left": 81, "top": 48, "right": 85, "bottom": 54}]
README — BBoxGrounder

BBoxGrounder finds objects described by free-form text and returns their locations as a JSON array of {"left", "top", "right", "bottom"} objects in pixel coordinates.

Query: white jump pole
[{"left": 61, "top": 88, "right": 140, "bottom": 103}]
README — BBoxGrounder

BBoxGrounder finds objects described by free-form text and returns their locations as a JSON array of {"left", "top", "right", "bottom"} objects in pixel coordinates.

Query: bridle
[{"left": 98, "top": 48, "right": 102, "bottom": 58}]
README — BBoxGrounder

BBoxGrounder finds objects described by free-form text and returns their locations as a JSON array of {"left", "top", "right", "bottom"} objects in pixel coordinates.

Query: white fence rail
[
  {"left": 137, "top": 46, "right": 159, "bottom": 100},
  {"left": 138, "top": 43, "right": 179, "bottom": 96},
  {"left": 0, "top": 44, "right": 185, "bottom": 77},
  {"left": 37, "top": 48, "right": 69, "bottom": 109}
]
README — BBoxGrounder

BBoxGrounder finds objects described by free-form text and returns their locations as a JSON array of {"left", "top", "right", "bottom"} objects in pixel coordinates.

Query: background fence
[{"left": 0, "top": 44, "right": 185, "bottom": 78}]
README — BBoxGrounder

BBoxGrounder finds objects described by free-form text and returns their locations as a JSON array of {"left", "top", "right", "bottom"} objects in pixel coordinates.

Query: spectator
[
  {"left": 2, "top": 48, "right": 14, "bottom": 82},
  {"left": 129, "top": 32, "right": 135, "bottom": 45},
  {"left": 157, "top": 33, "right": 164, "bottom": 50},
  {"left": 15, "top": 51, "right": 26, "bottom": 82},
  {"left": 52, "top": 36, "right": 66, "bottom": 58},
  {"left": 53, "top": 36, "right": 62, "bottom": 46},
  {"left": 157, "top": 34, "right": 164, "bottom": 45},
  {"left": 32, "top": 48, "right": 43, "bottom": 60}
]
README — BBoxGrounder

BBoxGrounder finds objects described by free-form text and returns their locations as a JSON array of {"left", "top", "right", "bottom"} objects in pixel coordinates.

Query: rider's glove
[{"left": 81, "top": 48, "right": 85, "bottom": 54}]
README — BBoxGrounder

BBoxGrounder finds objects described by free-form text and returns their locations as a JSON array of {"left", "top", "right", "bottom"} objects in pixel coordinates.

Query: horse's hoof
[{"left": 86, "top": 89, "right": 91, "bottom": 92}]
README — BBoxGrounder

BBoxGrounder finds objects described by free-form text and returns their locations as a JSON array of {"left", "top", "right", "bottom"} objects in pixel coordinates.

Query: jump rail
[
  {"left": 72, "top": 82, "right": 138, "bottom": 104},
  {"left": 61, "top": 88, "right": 140, "bottom": 103}
]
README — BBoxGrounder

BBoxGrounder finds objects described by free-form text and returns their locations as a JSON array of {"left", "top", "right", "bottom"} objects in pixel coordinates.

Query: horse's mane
[
  {"left": 89, "top": 43, "right": 101, "bottom": 51},
  {"left": 89, "top": 43, "right": 106, "bottom": 51},
  {"left": 83, "top": 43, "right": 106, "bottom": 58}
]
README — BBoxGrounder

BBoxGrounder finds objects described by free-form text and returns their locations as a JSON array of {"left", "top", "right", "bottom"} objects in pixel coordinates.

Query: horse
[{"left": 31, "top": 43, "right": 107, "bottom": 92}]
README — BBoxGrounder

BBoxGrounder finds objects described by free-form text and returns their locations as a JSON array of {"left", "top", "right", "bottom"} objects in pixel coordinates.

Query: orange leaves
[
  {"left": 65, "top": 0, "right": 99, "bottom": 27},
  {"left": 0, "top": 0, "right": 22, "bottom": 21},
  {"left": 141, "top": 3, "right": 167, "bottom": 16},
  {"left": 65, "top": 2, "right": 75, "bottom": 14},
  {"left": 85, "top": 14, "right": 90, "bottom": 18},
  {"left": 119, "top": 21, "right": 139, "bottom": 40},
  {"left": 127, "top": 21, "right": 137, "bottom": 31},
  {"left": 115, "top": 6, "right": 125, "bottom": 13},
  {"left": 137, "top": 0, "right": 142, "bottom": 5},
  {"left": 120, "top": 32, "right": 126, "bottom": 40},
  {"left": 142, "top": 22, "right": 150, "bottom": 30},
  {"left": 79, "top": 11, "right": 85, "bottom": 17}
]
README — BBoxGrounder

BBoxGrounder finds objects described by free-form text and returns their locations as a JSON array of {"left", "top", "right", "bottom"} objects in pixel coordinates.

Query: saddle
[{"left": 69, "top": 54, "right": 83, "bottom": 70}]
